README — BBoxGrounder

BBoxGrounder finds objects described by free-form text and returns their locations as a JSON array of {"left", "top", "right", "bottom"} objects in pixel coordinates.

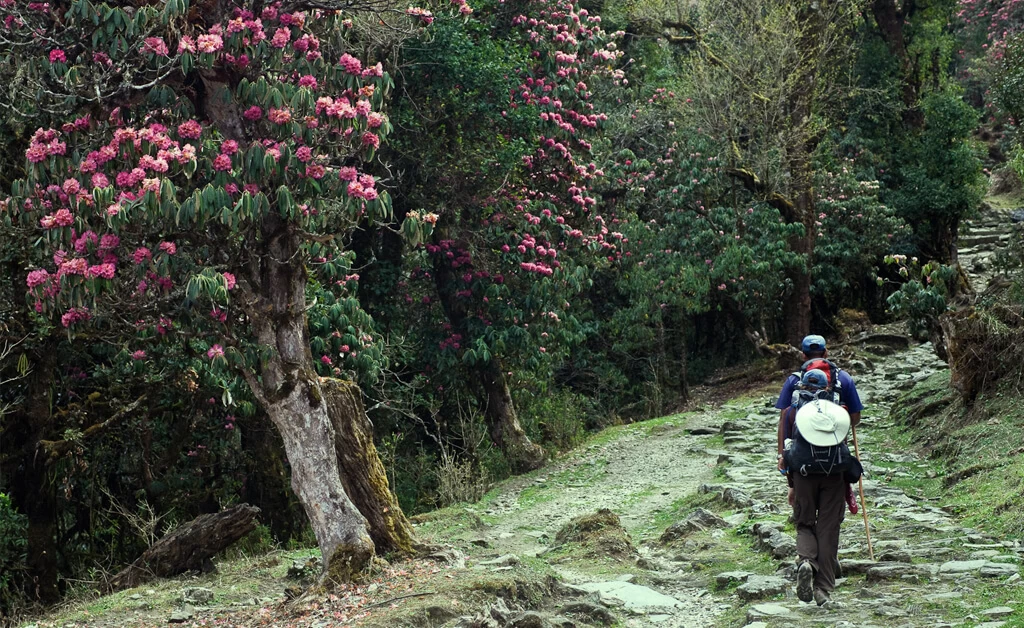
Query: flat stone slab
[
  {"left": 841, "top": 559, "right": 879, "bottom": 575},
  {"left": 939, "top": 559, "right": 987, "bottom": 574},
  {"left": 981, "top": 606, "right": 1015, "bottom": 618},
  {"left": 865, "top": 563, "right": 931, "bottom": 582},
  {"left": 735, "top": 575, "right": 788, "bottom": 601},
  {"left": 746, "top": 603, "right": 792, "bottom": 622},
  {"left": 575, "top": 581, "right": 683, "bottom": 612},
  {"left": 980, "top": 562, "right": 1020, "bottom": 577}
]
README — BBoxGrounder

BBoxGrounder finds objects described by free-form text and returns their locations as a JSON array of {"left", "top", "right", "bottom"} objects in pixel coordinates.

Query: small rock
[
  {"left": 168, "top": 605, "right": 195, "bottom": 623},
  {"left": 722, "top": 488, "right": 754, "bottom": 508},
  {"left": 490, "top": 598, "right": 512, "bottom": 623},
  {"left": 735, "top": 575, "right": 788, "bottom": 601},
  {"left": 687, "top": 426, "right": 718, "bottom": 435},
  {"left": 182, "top": 587, "right": 214, "bottom": 605},
  {"left": 478, "top": 554, "right": 520, "bottom": 567},
  {"left": 715, "top": 571, "right": 752, "bottom": 587},
  {"left": 660, "top": 508, "right": 728, "bottom": 542},
  {"left": 558, "top": 600, "right": 616, "bottom": 625}
]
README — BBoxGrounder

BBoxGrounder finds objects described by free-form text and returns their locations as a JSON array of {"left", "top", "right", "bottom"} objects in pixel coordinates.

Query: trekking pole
[{"left": 851, "top": 425, "right": 875, "bottom": 561}]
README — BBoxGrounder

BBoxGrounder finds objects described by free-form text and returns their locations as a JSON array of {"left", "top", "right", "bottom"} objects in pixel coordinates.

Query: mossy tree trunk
[
  {"left": 238, "top": 213, "right": 375, "bottom": 581},
  {"left": 478, "top": 358, "right": 546, "bottom": 473},
  {"left": 322, "top": 379, "right": 415, "bottom": 555}
]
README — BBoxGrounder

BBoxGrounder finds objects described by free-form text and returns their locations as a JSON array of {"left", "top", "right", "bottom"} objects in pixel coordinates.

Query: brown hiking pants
[{"left": 792, "top": 472, "right": 846, "bottom": 593}]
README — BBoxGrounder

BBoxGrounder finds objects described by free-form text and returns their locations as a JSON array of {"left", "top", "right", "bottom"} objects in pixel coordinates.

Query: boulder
[{"left": 660, "top": 508, "right": 728, "bottom": 542}]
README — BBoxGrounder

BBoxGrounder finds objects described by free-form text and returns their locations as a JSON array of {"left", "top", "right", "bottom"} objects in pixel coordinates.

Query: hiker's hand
[
  {"left": 777, "top": 455, "right": 785, "bottom": 472},
  {"left": 788, "top": 487, "right": 795, "bottom": 506}
]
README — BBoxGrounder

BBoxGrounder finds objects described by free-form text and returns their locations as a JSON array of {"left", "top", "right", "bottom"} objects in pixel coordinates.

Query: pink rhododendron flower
[
  {"left": 361, "top": 132, "right": 380, "bottom": 149},
  {"left": 132, "top": 247, "right": 151, "bottom": 264},
  {"left": 26, "top": 269, "right": 50, "bottom": 288},
  {"left": 87, "top": 263, "right": 116, "bottom": 279},
  {"left": 298, "top": 74, "right": 317, "bottom": 89},
  {"left": 222, "top": 272, "right": 236, "bottom": 289},
  {"left": 177, "top": 120, "right": 202, "bottom": 139},
  {"left": 49, "top": 49, "right": 66, "bottom": 63},
  {"left": 296, "top": 146, "right": 313, "bottom": 162},
  {"left": 339, "top": 53, "right": 362, "bottom": 74},
  {"left": 196, "top": 34, "right": 223, "bottom": 53},
  {"left": 131, "top": 350, "right": 147, "bottom": 360},
  {"left": 207, "top": 344, "right": 225, "bottom": 359},
  {"left": 267, "top": 108, "right": 292, "bottom": 124},
  {"left": 140, "top": 37, "right": 169, "bottom": 56},
  {"left": 213, "top": 154, "right": 233, "bottom": 171},
  {"left": 92, "top": 173, "right": 110, "bottom": 188},
  {"left": 159, "top": 241, "right": 176, "bottom": 255},
  {"left": 61, "top": 307, "right": 91, "bottom": 327},
  {"left": 243, "top": 106, "right": 263, "bottom": 121},
  {"left": 221, "top": 139, "right": 239, "bottom": 155},
  {"left": 271, "top": 27, "right": 291, "bottom": 48},
  {"left": 53, "top": 208, "right": 74, "bottom": 227}
]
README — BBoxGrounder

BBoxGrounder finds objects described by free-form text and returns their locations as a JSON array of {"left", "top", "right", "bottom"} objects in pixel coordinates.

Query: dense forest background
[{"left": 1, "top": 0, "right": 1022, "bottom": 614}]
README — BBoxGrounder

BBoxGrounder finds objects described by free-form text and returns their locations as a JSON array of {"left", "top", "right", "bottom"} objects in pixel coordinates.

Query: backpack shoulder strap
[{"left": 784, "top": 405, "right": 799, "bottom": 441}]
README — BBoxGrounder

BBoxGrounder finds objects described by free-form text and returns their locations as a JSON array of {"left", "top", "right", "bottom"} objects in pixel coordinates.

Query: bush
[{"left": 0, "top": 493, "right": 27, "bottom": 611}]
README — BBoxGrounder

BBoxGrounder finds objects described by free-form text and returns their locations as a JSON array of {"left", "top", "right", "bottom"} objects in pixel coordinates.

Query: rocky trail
[
  {"left": 413, "top": 339, "right": 1019, "bottom": 628},
  {"left": 21, "top": 202, "right": 1024, "bottom": 628}
]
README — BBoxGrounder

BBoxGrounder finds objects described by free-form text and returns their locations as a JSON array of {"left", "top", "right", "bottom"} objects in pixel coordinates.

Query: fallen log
[{"left": 107, "top": 504, "right": 260, "bottom": 592}]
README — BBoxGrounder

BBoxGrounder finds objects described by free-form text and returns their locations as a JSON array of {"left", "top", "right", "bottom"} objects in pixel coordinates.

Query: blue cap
[
  {"left": 801, "top": 334, "right": 826, "bottom": 353},
  {"left": 801, "top": 368, "right": 829, "bottom": 390}
]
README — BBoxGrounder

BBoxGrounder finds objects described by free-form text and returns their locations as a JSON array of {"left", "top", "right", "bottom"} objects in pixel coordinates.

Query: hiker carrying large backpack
[{"left": 774, "top": 335, "right": 864, "bottom": 607}]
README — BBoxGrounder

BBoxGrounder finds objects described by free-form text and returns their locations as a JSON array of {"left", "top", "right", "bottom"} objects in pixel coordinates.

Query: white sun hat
[{"left": 795, "top": 399, "right": 851, "bottom": 447}]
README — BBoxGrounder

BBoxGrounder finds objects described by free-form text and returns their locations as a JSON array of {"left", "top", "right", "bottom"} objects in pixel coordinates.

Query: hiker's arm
[{"left": 849, "top": 411, "right": 861, "bottom": 427}]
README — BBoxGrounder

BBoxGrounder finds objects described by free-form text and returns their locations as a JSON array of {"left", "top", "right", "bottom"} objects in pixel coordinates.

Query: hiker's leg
[
  {"left": 813, "top": 474, "right": 847, "bottom": 592},
  {"left": 791, "top": 474, "right": 821, "bottom": 571}
]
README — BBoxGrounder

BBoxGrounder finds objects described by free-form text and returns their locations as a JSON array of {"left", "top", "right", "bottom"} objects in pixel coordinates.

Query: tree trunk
[
  {"left": 240, "top": 215, "right": 375, "bottom": 581},
  {"left": 8, "top": 347, "right": 60, "bottom": 603},
  {"left": 870, "top": 0, "right": 924, "bottom": 129},
  {"left": 782, "top": 3, "right": 825, "bottom": 346},
  {"left": 263, "top": 372, "right": 375, "bottom": 581},
  {"left": 676, "top": 318, "right": 690, "bottom": 405},
  {"left": 322, "top": 378, "right": 415, "bottom": 556},
  {"left": 479, "top": 359, "right": 546, "bottom": 473},
  {"left": 784, "top": 215, "right": 816, "bottom": 346}
]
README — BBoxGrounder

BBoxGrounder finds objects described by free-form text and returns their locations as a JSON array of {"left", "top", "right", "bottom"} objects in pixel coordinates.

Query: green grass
[{"left": 986, "top": 191, "right": 1024, "bottom": 211}]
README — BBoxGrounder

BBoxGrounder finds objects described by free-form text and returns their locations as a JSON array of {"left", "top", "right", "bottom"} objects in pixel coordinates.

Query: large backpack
[
  {"left": 782, "top": 401, "right": 858, "bottom": 479},
  {"left": 790, "top": 358, "right": 843, "bottom": 407}
]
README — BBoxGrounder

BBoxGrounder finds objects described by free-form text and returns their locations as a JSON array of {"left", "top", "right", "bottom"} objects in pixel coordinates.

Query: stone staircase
[{"left": 959, "top": 202, "right": 1023, "bottom": 291}]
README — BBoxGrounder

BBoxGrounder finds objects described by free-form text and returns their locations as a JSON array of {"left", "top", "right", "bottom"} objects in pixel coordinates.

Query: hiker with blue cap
[{"left": 775, "top": 334, "right": 864, "bottom": 607}]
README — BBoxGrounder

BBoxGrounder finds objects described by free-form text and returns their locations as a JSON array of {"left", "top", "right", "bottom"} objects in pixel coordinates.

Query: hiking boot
[
  {"left": 846, "top": 484, "right": 858, "bottom": 515},
  {"left": 796, "top": 561, "right": 814, "bottom": 603},
  {"left": 813, "top": 588, "right": 831, "bottom": 607}
]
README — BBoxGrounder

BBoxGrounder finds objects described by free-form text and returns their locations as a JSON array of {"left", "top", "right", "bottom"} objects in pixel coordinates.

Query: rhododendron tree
[
  {"left": 376, "top": 0, "right": 622, "bottom": 472},
  {"left": 0, "top": 0, "right": 456, "bottom": 579}
]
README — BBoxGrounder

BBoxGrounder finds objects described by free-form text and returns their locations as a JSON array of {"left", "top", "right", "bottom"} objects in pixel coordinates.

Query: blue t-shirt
[{"left": 774, "top": 370, "right": 863, "bottom": 413}]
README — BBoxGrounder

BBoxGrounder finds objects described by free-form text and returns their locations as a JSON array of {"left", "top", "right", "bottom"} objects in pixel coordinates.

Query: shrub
[{"left": 0, "top": 493, "right": 27, "bottom": 611}]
